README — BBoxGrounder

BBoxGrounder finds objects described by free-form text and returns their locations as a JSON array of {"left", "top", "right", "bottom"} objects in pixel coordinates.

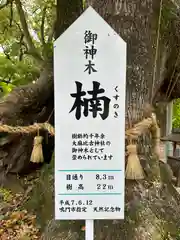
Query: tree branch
[
  {"left": 40, "top": 6, "right": 46, "bottom": 46},
  {"left": 18, "top": 33, "right": 24, "bottom": 61},
  {"left": 0, "top": 60, "right": 54, "bottom": 125},
  {"left": 47, "top": 19, "right": 55, "bottom": 43},
  {"left": 15, "top": 0, "right": 43, "bottom": 63},
  {"left": 14, "top": 21, "right": 28, "bottom": 52},
  {"left": 9, "top": 1, "right": 13, "bottom": 27}
]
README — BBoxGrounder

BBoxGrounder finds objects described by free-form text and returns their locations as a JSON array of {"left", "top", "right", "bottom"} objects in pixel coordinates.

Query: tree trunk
[{"left": 1, "top": 0, "right": 180, "bottom": 239}]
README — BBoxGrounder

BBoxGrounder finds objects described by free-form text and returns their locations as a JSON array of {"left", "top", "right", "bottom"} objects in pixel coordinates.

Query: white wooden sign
[{"left": 54, "top": 6, "right": 126, "bottom": 221}]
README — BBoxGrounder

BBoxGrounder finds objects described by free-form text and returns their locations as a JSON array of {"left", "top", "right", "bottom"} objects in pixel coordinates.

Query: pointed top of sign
[{"left": 54, "top": 6, "right": 126, "bottom": 46}]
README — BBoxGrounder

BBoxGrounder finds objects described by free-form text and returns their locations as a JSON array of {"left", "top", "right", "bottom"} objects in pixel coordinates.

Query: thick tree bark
[{"left": 86, "top": 0, "right": 160, "bottom": 112}]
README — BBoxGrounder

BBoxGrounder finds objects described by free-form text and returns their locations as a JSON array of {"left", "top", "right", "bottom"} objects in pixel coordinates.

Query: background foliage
[{"left": 0, "top": 0, "right": 55, "bottom": 97}]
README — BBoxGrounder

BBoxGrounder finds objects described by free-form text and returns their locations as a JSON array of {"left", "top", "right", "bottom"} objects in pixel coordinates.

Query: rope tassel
[
  {"left": 30, "top": 136, "right": 44, "bottom": 163},
  {"left": 125, "top": 144, "right": 144, "bottom": 180}
]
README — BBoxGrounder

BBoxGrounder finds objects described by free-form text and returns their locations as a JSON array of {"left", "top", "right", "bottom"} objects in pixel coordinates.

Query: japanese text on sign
[{"left": 84, "top": 30, "right": 98, "bottom": 74}]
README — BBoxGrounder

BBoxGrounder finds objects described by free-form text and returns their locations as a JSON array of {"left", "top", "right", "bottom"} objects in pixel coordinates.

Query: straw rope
[
  {"left": 0, "top": 122, "right": 55, "bottom": 136},
  {"left": 125, "top": 115, "right": 160, "bottom": 157},
  {"left": 126, "top": 117, "right": 153, "bottom": 139},
  {"left": 0, "top": 115, "right": 157, "bottom": 140}
]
